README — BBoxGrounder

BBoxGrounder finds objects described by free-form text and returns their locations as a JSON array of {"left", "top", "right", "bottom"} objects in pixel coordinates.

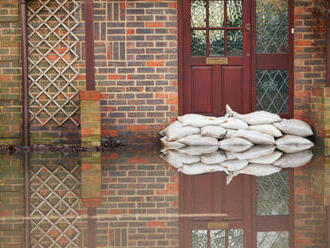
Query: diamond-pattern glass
[
  {"left": 257, "top": 231, "right": 289, "bottom": 248},
  {"left": 30, "top": 164, "right": 81, "bottom": 248},
  {"left": 210, "top": 229, "right": 225, "bottom": 248},
  {"left": 229, "top": 229, "right": 244, "bottom": 248},
  {"left": 257, "top": 70, "right": 289, "bottom": 114},
  {"left": 192, "top": 229, "right": 208, "bottom": 248},
  {"left": 257, "top": 171, "right": 289, "bottom": 216},
  {"left": 27, "top": 0, "right": 80, "bottom": 126},
  {"left": 256, "top": 0, "right": 288, "bottom": 53}
]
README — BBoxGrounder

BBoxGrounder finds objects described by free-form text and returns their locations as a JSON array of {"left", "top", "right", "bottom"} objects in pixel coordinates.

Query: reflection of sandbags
[
  {"left": 178, "top": 163, "right": 228, "bottom": 175},
  {"left": 224, "top": 129, "right": 237, "bottom": 139},
  {"left": 232, "top": 130, "right": 275, "bottom": 145},
  {"left": 178, "top": 114, "right": 227, "bottom": 127},
  {"left": 230, "top": 145, "right": 275, "bottom": 160},
  {"left": 177, "top": 146, "right": 219, "bottom": 156},
  {"left": 219, "top": 138, "right": 253, "bottom": 152},
  {"left": 273, "top": 119, "right": 313, "bottom": 137},
  {"left": 201, "top": 151, "right": 227, "bottom": 164},
  {"left": 160, "top": 137, "right": 185, "bottom": 150},
  {"left": 249, "top": 151, "right": 283, "bottom": 164},
  {"left": 220, "top": 159, "right": 249, "bottom": 171},
  {"left": 276, "top": 135, "right": 314, "bottom": 153},
  {"left": 274, "top": 150, "right": 313, "bottom": 168},
  {"left": 159, "top": 121, "right": 200, "bottom": 141},
  {"left": 248, "top": 124, "right": 282, "bottom": 137},
  {"left": 201, "top": 125, "right": 227, "bottom": 139},
  {"left": 226, "top": 105, "right": 281, "bottom": 124},
  {"left": 160, "top": 150, "right": 200, "bottom": 168},
  {"left": 220, "top": 117, "right": 248, "bottom": 130},
  {"left": 178, "top": 135, "right": 219, "bottom": 146}
]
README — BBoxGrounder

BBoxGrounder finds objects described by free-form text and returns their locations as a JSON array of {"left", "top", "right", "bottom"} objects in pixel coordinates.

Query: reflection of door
[{"left": 181, "top": 0, "right": 251, "bottom": 116}]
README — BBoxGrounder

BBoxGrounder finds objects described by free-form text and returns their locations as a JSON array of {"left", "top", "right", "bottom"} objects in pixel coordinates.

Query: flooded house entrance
[{"left": 180, "top": 0, "right": 293, "bottom": 117}]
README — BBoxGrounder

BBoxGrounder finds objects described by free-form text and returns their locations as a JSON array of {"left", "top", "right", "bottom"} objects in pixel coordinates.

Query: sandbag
[
  {"left": 248, "top": 124, "right": 283, "bottom": 137},
  {"left": 230, "top": 145, "right": 275, "bottom": 160},
  {"left": 201, "top": 151, "right": 227, "bottom": 164},
  {"left": 273, "top": 150, "right": 313, "bottom": 168},
  {"left": 232, "top": 129, "right": 275, "bottom": 145},
  {"left": 160, "top": 150, "right": 200, "bottom": 168},
  {"left": 220, "top": 117, "right": 248, "bottom": 130},
  {"left": 177, "top": 146, "right": 219, "bottom": 156},
  {"left": 178, "top": 114, "right": 228, "bottom": 127},
  {"left": 226, "top": 105, "right": 281, "bottom": 124},
  {"left": 224, "top": 129, "right": 237, "bottom": 139},
  {"left": 225, "top": 151, "right": 236, "bottom": 160},
  {"left": 178, "top": 163, "right": 228, "bottom": 175},
  {"left": 273, "top": 119, "right": 313, "bottom": 137},
  {"left": 249, "top": 151, "right": 283, "bottom": 164},
  {"left": 160, "top": 137, "right": 185, "bottom": 150},
  {"left": 275, "top": 135, "right": 314, "bottom": 153},
  {"left": 159, "top": 121, "right": 200, "bottom": 141},
  {"left": 220, "top": 159, "right": 249, "bottom": 171},
  {"left": 178, "top": 135, "right": 219, "bottom": 146},
  {"left": 219, "top": 137, "right": 253, "bottom": 152},
  {"left": 201, "top": 125, "right": 227, "bottom": 139}
]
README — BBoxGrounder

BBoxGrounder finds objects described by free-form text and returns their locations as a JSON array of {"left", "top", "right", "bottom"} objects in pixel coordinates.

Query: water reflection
[{"left": 0, "top": 145, "right": 328, "bottom": 247}]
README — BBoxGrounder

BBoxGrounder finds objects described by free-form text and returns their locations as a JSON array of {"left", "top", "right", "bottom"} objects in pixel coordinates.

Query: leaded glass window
[
  {"left": 257, "top": 231, "right": 289, "bottom": 248},
  {"left": 192, "top": 229, "right": 244, "bottom": 247}
]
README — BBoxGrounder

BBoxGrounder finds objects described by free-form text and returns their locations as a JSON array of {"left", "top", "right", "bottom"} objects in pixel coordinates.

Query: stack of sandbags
[{"left": 159, "top": 105, "right": 314, "bottom": 153}]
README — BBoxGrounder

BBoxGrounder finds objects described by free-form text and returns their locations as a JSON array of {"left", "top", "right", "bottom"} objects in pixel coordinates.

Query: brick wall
[{"left": 0, "top": 0, "right": 23, "bottom": 145}]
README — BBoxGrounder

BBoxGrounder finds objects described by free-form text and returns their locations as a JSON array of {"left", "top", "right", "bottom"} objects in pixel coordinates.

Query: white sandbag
[
  {"left": 232, "top": 129, "right": 275, "bottom": 145},
  {"left": 178, "top": 135, "right": 219, "bottom": 146},
  {"left": 225, "top": 151, "right": 236, "bottom": 160},
  {"left": 201, "top": 151, "right": 227, "bottom": 164},
  {"left": 201, "top": 125, "right": 227, "bottom": 139},
  {"left": 224, "top": 129, "right": 237, "bottom": 139},
  {"left": 220, "top": 159, "right": 248, "bottom": 171},
  {"left": 275, "top": 135, "right": 314, "bottom": 153},
  {"left": 160, "top": 150, "right": 200, "bottom": 168},
  {"left": 178, "top": 163, "right": 228, "bottom": 175},
  {"left": 273, "top": 150, "right": 313, "bottom": 168},
  {"left": 226, "top": 105, "right": 281, "bottom": 124},
  {"left": 249, "top": 151, "right": 283, "bottom": 164},
  {"left": 178, "top": 114, "right": 228, "bottom": 128},
  {"left": 273, "top": 119, "right": 313, "bottom": 137},
  {"left": 177, "top": 146, "right": 219, "bottom": 156},
  {"left": 230, "top": 145, "right": 275, "bottom": 160},
  {"left": 219, "top": 138, "right": 253, "bottom": 152},
  {"left": 248, "top": 124, "right": 283, "bottom": 137},
  {"left": 160, "top": 137, "right": 185, "bottom": 150},
  {"left": 220, "top": 117, "right": 248, "bottom": 130},
  {"left": 160, "top": 121, "right": 200, "bottom": 141}
]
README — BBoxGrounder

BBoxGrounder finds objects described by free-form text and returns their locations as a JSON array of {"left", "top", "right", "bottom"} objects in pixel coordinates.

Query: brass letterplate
[
  {"left": 0, "top": 180, "right": 3, "bottom": 186},
  {"left": 206, "top": 57, "right": 228, "bottom": 65},
  {"left": 207, "top": 222, "right": 229, "bottom": 229}
]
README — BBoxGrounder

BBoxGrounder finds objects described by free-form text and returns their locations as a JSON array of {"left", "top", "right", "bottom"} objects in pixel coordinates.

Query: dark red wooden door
[{"left": 181, "top": 0, "right": 251, "bottom": 116}]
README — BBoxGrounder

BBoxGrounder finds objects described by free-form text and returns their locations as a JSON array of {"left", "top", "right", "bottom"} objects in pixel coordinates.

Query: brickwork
[
  {"left": 294, "top": 0, "right": 327, "bottom": 122},
  {"left": 0, "top": 0, "right": 23, "bottom": 145},
  {"left": 0, "top": 155, "right": 24, "bottom": 248}
]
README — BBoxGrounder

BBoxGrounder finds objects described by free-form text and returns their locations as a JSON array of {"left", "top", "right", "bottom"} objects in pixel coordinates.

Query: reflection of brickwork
[
  {"left": 0, "top": 155, "right": 24, "bottom": 248},
  {"left": 98, "top": 150, "right": 179, "bottom": 247}
]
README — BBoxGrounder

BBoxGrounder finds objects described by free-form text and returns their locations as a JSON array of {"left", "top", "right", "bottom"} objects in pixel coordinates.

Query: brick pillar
[{"left": 80, "top": 91, "right": 101, "bottom": 147}]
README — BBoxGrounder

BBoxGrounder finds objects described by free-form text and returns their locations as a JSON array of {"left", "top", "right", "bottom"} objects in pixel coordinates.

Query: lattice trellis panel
[
  {"left": 30, "top": 164, "right": 81, "bottom": 248},
  {"left": 27, "top": 0, "right": 80, "bottom": 126}
]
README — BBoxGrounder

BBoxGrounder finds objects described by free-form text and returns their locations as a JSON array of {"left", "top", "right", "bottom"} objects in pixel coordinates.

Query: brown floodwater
[{"left": 0, "top": 145, "right": 327, "bottom": 247}]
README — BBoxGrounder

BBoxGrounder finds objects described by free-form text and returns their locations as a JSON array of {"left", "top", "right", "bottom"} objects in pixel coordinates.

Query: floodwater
[{"left": 0, "top": 145, "right": 327, "bottom": 248}]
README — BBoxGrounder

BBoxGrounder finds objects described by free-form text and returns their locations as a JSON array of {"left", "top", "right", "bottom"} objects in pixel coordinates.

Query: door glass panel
[
  {"left": 192, "top": 229, "right": 208, "bottom": 248},
  {"left": 227, "top": 30, "right": 242, "bottom": 56},
  {"left": 257, "top": 171, "right": 289, "bottom": 216},
  {"left": 256, "top": 70, "right": 289, "bottom": 114},
  {"left": 256, "top": 0, "right": 288, "bottom": 53},
  {"left": 209, "top": 0, "right": 225, "bottom": 27},
  {"left": 209, "top": 30, "right": 225, "bottom": 56},
  {"left": 210, "top": 229, "right": 225, "bottom": 248},
  {"left": 257, "top": 231, "right": 289, "bottom": 248},
  {"left": 191, "top": 0, "right": 207, "bottom": 27},
  {"left": 191, "top": 30, "right": 207, "bottom": 56},
  {"left": 229, "top": 229, "right": 244, "bottom": 248},
  {"left": 227, "top": 0, "right": 243, "bottom": 27}
]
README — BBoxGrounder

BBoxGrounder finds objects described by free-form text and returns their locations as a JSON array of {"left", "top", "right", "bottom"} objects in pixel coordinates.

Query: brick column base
[{"left": 80, "top": 91, "right": 101, "bottom": 147}]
